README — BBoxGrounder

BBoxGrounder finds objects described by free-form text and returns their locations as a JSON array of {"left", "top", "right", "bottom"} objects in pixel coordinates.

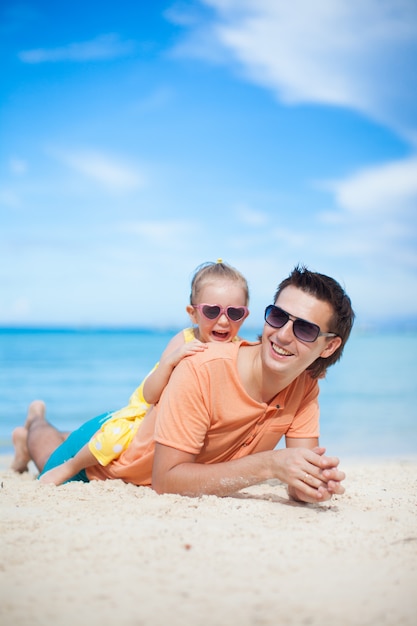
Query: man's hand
[{"left": 283, "top": 446, "right": 345, "bottom": 503}]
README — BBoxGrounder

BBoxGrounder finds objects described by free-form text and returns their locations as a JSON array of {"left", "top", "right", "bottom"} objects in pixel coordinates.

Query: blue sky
[{"left": 1, "top": 0, "right": 417, "bottom": 329}]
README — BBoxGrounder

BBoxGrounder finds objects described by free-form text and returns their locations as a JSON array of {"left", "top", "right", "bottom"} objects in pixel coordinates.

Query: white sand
[{"left": 0, "top": 455, "right": 416, "bottom": 626}]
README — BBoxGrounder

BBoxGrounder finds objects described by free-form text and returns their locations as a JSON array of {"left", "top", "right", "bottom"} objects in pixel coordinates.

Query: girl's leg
[
  {"left": 39, "top": 444, "right": 98, "bottom": 485},
  {"left": 38, "top": 410, "right": 114, "bottom": 481}
]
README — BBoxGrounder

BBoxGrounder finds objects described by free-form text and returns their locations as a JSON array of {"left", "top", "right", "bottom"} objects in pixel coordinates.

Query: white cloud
[
  {"left": 120, "top": 220, "right": 197, "bottom": 246},
  {"left": 18, "top": 33, "right": 136, "bottom": 64},
  {"left": 309, "top": 157, "right": 417, "bottom": 285},
  {"left": 270, "top": 227, "right": 307, "bottom": 249},
  {"left": 180, "top": 0, "right": 417, "bottom": 141},
  {"left": 10, "top": 158, "right": 28, "bottom": 175},
  {"left": 133, "top": 86, "right": 175, "bottom": 112},
  {"left": 165, "top": 0, "right": 417, "bottom": 320},
  {"left": 50, "top": 148, "right": 146, "bottom": 191},
  {"left": 164, "top": 3, "right": 203, "bottom": 26},
  {"left": 321, "top": 156, "right": 417, "bottom": 215},
  {"left": 0, "top": 188, "right": 21, "bottom": 208},
  {"left": 235, "top": 204, "right": 268, "bottom": 226}
]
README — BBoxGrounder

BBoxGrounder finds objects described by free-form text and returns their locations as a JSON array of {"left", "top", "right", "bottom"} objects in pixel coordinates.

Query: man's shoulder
[
  {"left": 182, "top": 339, "right": 258, "bottom": 367},
  {"left": 205, "top": 339, "right": 259, "bottom": 357}
]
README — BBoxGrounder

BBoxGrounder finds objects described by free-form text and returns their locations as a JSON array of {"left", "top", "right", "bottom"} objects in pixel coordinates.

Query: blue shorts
[{"left": 38, "top": 412, "right": 114, "bottom": 483}]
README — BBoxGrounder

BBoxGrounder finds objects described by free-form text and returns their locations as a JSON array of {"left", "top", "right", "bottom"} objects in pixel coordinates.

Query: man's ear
[
  {"left": 320, "top": 336, "right": 342, "bottom": 359},
  {"left": 186, "top": 305, "right": 197, "bottom": 323}
]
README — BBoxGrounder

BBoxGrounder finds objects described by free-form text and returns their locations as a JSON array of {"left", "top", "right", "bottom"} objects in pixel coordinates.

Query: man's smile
[{"left": 271, "top": 342, "right": 293, "bottom": 357}]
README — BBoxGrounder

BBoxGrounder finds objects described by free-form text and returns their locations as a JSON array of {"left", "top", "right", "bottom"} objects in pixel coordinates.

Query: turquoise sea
[{"left": 1, "top": 327, "right": 416, "bottom": 458}]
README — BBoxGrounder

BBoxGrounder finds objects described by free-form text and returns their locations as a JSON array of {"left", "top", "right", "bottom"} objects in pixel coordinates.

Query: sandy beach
[{"left": 0, "top": 455, "right": 416, "bottom": 626}]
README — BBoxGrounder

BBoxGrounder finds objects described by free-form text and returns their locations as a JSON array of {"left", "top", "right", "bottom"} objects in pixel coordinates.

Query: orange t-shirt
[{"left": 87, "top": 341, "right": 319, "bottom": 485}]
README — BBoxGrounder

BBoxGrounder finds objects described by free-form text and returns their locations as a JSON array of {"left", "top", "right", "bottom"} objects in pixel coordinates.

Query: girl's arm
[{"left": 142, "top": 330, "right": 207, "bottom": 404}]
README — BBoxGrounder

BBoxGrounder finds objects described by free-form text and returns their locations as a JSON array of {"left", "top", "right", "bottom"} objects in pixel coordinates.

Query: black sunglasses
[
  {"left": 264, "top": 304, "right": 338, "bottom": 343},
  {"left": 193, "top": 304, "right": 249, "bottom": 322}
]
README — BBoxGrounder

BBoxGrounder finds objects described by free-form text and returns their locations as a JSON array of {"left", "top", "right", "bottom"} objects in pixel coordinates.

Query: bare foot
[
  {"left": 24, "top": 400, "right": 46, "bottom": 429},
  {"left": 11, "top": 426, "right": 30, "bottom": 472},
  {"left": 11, "top": 401, "right": 47, "bottom": 473}
]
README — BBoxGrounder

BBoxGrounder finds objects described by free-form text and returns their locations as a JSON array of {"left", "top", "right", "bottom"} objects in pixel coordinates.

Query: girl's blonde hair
[{"left": 190, "top": 260, "right": 249, "bottom": 305}]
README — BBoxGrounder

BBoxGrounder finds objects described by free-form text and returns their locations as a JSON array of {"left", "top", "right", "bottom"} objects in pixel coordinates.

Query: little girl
[{"left": 39, "top": 260, "right": 250, "bottom": 485}]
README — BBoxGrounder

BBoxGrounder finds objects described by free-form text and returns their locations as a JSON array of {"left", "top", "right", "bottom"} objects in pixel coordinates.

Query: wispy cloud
[
  {"left": 235, "top": 204, "right": 268, "bottom": 226},
  {"left": 175, "top": 0, "right": 417, "bottom": 142},
  {"left": 0, "top": 188, "right": 21, "bottom": 208},
  {"left": 18, "top": 33, "right": 136, "bottom": 64},
  {"left": 314, "top": 157, "right": 417, "bottom": 274},
  {"left": 9, "top": 158, "right": 28, "bottom": 175},
  {"left": 322, "top": 156, "right": 417, "bottom": 216},
  {"left": 164, "top": 3, "right": 204, "bottom": 27},
  {"left": 50, "top": 148, "right": 146, "bottom": 191},
  {"left": 121, "top": 220, "right": 197, "bottom": 246},
  {"left": 133, "top": 86, "right": 175, "bottom": 113}
]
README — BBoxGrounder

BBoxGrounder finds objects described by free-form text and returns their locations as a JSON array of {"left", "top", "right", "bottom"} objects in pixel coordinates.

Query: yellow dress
[{"left": 88, "top": 327, "right": 196, "bottom": 466}]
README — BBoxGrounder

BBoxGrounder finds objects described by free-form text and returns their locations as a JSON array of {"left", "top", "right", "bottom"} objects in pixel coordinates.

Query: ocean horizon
[{"left": 1, "top": 326, "right": 416, "bottom": 459}]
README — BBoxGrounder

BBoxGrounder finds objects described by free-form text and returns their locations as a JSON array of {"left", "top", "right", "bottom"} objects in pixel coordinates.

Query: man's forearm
[
  {"left": 152, "top": 451, "right": 274, "bottom": 497},
  {"left": 152, "top": 444, "right": 345, "bottom": 502}
]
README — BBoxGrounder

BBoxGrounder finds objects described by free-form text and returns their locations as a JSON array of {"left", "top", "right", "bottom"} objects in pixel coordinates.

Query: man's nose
[{"left": 275, "top": 319, "right": 293, "bottom": 340}]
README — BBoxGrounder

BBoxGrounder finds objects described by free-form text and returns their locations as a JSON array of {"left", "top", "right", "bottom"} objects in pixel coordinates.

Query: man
[{"left": 13, "top": 266, "right": 354, "bottom": 504}]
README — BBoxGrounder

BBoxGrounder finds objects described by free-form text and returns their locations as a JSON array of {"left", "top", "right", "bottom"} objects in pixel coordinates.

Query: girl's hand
[{"left": 169, "top": 340, "right": 208, "bottom": 367}]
